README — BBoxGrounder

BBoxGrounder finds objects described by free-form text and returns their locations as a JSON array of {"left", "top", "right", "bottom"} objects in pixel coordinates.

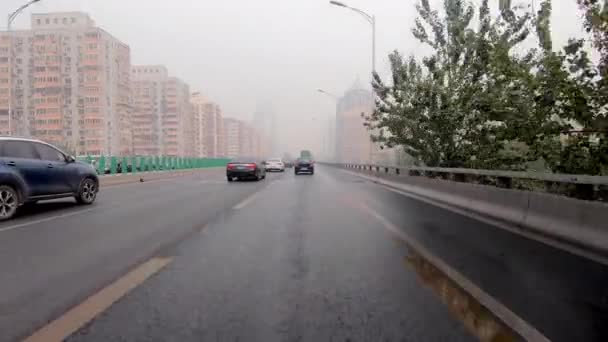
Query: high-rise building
[
  {"left": 0, "top": 12, "right": 132, "bottom": 156},
  {"left": 131, "top": 66, "right": 194, "bottom": 157},
  {"left": 335, "top": 81, "right": 373, "bottom": 163},
  {"left": 202, "top": 101, "right": 223, "bottom": 157},
  {"left": 253, "top": 103, "right": 277, "bottom": 157},
  {"left": 190, "top": 92, "right": 207, "bottom": 157},
  {"left": 131, "top": 65, "right": 168, "bottom": 156},
  {"left": 223, "top": 117, "right": 241, "bottom": 158},
  {"left": 164, "top": 77, "right": 193, "bottom": 157}
]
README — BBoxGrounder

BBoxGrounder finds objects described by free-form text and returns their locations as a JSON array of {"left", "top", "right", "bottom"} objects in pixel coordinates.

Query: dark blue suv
[{"left": 0, "top": 137, "right": 99, "bottom": 221}]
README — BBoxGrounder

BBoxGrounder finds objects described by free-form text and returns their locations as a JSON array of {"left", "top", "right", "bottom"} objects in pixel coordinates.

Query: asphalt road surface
[{"left": 1, "top": 166, "right": 607, "bottom": 341}]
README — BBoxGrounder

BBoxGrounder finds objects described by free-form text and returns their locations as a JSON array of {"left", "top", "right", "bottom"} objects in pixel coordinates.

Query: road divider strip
[
  {"left": 23, "top": 257, "right": 173, "bottom": 342},
  {"left": 359, "top": 203, "right": 550, "bottom": 342}
]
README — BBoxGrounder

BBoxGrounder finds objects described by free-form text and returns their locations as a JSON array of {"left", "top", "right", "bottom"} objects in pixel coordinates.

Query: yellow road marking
[{"left": 23, "top": 257, "right": 173, "bottom": 342}]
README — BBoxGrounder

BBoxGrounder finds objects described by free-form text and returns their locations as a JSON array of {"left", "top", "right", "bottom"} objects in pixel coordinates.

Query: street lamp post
[
  {"left": 329, "top": 0, "right": 376, "bottom": 73},
  {"left": 6, "top": 0, "right": 41, "bottom": 136},
  {"left": 328, "top": 1, "right": 376, "bottom": 164}
]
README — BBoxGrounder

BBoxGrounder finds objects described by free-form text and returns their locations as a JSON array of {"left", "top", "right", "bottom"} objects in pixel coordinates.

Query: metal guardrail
[{"left": 334, "top": 163, "right": 608, "bottom": 201}]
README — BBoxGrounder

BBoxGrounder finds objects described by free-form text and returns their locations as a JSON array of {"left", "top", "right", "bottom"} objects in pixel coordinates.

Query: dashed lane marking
[{"left": 23, "top": 257, "right": 173, "bottom": 342}]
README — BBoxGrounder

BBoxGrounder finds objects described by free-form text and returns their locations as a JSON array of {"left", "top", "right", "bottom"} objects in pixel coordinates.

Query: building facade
[
  {"left": 223, "top": 117, "right": 241, "bottom": 158},
  {"left": 131, "top": 65, "right": 168, "bottom": 156},
  {"left": 190, "top": 92, "right": 208, "bottom": 157},
  {"left": 202, "top": 101, "right": 223, "bottom": 157},
  {"left": 0, "top": 12, "right": 132, "bottom": 156},
  {"left": 335, "top": 83, "right": 373, "bottom": 163}
]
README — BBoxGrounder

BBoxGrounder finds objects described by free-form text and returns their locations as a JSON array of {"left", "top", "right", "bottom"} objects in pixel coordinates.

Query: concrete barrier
[
  {"left": 338, "top": 166, "right": 608, "bottom": 260},
  {"left": 99, "top": 168, "right": 223, "bottom": 187}
]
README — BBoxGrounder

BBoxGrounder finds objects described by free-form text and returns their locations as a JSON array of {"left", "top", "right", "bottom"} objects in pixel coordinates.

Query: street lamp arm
[
  {"left": 345, "top": 6, "right": 373, "bottom": 24},
  {"left": 8, "top": 0, "right": 41, "bottom": 26}
]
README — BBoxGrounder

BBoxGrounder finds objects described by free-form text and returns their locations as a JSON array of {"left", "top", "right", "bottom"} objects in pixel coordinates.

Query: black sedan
[
  {"left": 294, "top": 157, "right": 314, "bottom": 175},
  {"left": 226, "top": 157, "right": 266, "bottom": 182}
]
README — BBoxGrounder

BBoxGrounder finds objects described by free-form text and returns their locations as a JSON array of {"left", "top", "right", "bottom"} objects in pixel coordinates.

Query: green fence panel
[
  {"left": 155, "top": 156, "right": 160, "bottom": 170},
  {"left": 97, "top": 156, "right": 106, "bottom": 175},
  {"left": 131, "top": 156, "right": 138, "bottom": 174},
  {"left": 122, "top": 157, "right": 129, "bottom": 173},
  {"left": 110, "top": 157, "right": 118, "bottom": 174}
]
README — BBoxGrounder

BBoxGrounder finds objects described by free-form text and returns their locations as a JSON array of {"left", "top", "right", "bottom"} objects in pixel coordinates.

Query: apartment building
[
  {"left": 0, "top": 12, "right": 132, "bottom": 156},
  {"left": 202, "top": 101, "right": 223, "bottom": 157},
  {"left": 335, "top": 82, "right": 373, "bottom": 163},
  {"left": 131, "top": 65, "right": 167, "bottom": 155},
  {"left": 163, "top": 77, "right": 193, "bottom": 157},
  {"left": 190, "top": 92, "right": 207, "bottom": 157},
  {"left": 222, "top": 117, "right": 241, "bottom": 158}
]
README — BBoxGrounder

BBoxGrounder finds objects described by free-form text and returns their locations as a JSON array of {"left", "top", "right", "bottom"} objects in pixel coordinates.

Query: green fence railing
[{"left": 77, "top": 156, "right": 230, "bottom": 175}]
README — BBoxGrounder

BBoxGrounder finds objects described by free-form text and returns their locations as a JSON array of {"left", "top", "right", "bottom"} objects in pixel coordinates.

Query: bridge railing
[
  {"left": 336, "top": 163, "right": 608, "bottom": 202},
  {"left": 325, "top": 162, "right": 608, "bottom": 259}
]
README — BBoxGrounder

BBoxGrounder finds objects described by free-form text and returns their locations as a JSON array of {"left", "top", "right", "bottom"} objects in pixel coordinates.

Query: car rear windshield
[{"left": 230, "top": 157, "right": 257, "bottom": 164}]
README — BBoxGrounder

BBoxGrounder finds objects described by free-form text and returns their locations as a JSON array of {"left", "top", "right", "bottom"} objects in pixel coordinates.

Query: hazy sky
[{"left": 1, "top": 0, "right": 587, "bottom": 156}]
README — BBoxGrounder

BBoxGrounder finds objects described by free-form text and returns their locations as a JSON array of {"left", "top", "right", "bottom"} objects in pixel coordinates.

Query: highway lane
[
  {"left": 0, "top": 169, "right": 269, "bottom": 342},
  {"left": 68, "top": 167, "right": 478, "bottom": 342},
  {"left": 6, "top": 166, "right": 607, "bottom": 341}
]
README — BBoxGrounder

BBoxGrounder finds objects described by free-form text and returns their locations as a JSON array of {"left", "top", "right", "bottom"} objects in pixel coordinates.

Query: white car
[{"left": 265, "top": 158, "right": 285, "bottom": 172}]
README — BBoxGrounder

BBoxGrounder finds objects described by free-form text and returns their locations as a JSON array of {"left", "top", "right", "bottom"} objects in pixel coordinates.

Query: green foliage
[{"left": 368, "top": 0, "right": 607, "bottom": 175}]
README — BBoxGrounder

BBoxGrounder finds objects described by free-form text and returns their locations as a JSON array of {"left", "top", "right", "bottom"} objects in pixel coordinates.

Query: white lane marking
[
  {"left": 23, "top": 257, "right": 172, "bottom": 342},
  {"left": 359, "top": 203, "right": 550, "bottom": 342},
  {"left": 0, "top": 208, "right": 96, "bottom": 234},
  {"left": 233, "top": 191, "right": 260, "bottom": 210}
]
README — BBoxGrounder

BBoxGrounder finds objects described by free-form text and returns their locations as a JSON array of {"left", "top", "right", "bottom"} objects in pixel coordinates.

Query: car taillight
[
  {"left": 246, "top": 163, "right": 256, "bottom": 169},
  {"left": 227, "top": 164, "right": 235, "bottom": 170}
]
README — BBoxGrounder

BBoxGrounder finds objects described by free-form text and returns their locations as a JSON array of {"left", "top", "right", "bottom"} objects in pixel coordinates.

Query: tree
[
  {"left": 368, "top": 0, "right": 608, "bottom": 175},
  {"left": 368, "top": 0, "right": 533, "bottom": 169}
]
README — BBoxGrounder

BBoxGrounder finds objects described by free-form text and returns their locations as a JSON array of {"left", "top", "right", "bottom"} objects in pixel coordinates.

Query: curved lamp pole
[
  {"left": 329, "top": 1, "right": 376, "bottom": 164},
  {"left": 6, "top": 0, "right": 41, "bottom": 136},
  {"left": 329, "top": 0, "right": 375, "bottom": 74}
]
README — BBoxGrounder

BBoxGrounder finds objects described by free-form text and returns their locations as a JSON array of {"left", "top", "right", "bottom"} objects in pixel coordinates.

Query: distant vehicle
[
  {"left": 265, "top": 158, "right": 285, "bottom": 172},
  {"left": 284, "top": 160, "right": 294, "bottom": 168},
  {"left": 226, "top": 157, "right": 266, "bottom": 182},
  {"left": 0, "top": 137, "right": 99, "bottom": 221},
  {"left": 294, "top": 157, "right": 314, "bottom": 175},
  {"left": 300, "top": 150, "right": 312, "bottom": 158}
]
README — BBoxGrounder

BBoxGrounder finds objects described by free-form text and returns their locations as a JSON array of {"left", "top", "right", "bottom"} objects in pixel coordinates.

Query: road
[{"left": 1, "top": 166, "right": 607, "bottom": 341}]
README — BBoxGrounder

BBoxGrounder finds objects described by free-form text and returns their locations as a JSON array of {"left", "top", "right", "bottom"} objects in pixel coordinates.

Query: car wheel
[
  {"left": 227, "top": 176, "right": 234, "bottom": 182},
  {"left": 76, "top": 178, "right": 97, "bottom": 205},
  {"left": 0, "top": 185, "right": 19, "bottom": 221}
]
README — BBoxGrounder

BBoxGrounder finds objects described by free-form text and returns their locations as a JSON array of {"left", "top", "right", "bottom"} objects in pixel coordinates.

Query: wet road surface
[{"left": 2, "top": 166, "right": 607, "bottom": 341}]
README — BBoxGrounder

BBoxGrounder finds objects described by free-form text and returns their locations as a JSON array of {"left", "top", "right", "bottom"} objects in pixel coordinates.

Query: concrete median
[
  {"left": 99, "top": 168, "right": 224, "bottom": 187},
  {"left": 339, "top": 167, "right": 608, "bottom": 262}
]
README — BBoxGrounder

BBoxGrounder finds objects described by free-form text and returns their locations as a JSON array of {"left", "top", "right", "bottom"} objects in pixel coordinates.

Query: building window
[
  {"left": 71, "top": 17, "right": 76, "bottom": 23},
  {"left": 45, "top": 18, "right": 50, "bottom": 24},
  {"left": 54, "top": 18, "right": 58, "bottom": 24},
  {"left": 63, "top": 18, "right": 67, "bottom": 24},
  {"left": 37, "top": 19, "right": 41, "bottom": 25}
]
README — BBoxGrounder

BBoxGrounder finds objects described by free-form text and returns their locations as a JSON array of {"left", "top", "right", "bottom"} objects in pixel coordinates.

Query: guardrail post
[
  {"left": 396, "top": 168, "right": 400, "bottom": 175},
  {"left": 385, "top": 167, "right": 389, "bottom": 173},
  {"left": 131, "top": 156, "right": 137, "bottom": 174}
]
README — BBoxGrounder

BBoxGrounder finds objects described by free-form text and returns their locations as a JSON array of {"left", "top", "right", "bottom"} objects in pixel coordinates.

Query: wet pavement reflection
[{"left": 405, "top": 246, "right": 521, "bottom": 342}]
